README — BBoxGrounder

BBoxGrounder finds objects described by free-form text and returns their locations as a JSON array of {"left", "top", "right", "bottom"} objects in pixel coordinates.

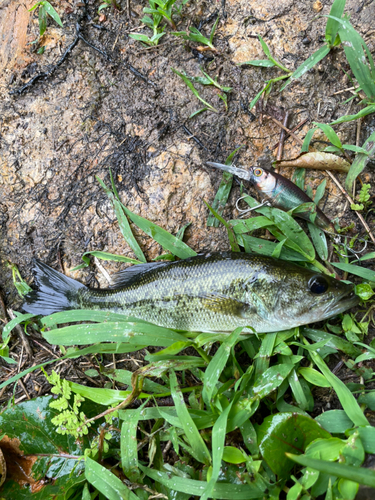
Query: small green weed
[
  {"left": 28, "top": 1, "right": 63, "bottom": 37},
  {"left": 98, "top": 0, "right": 120, "bottom": 13},
  {"left": 171, "top": 67, "right": 232, "bottom": 116},
  {"left": 244, "top": 0, "right": 375, "bottom": 116},
  {"left": 351, "top": 183, "right": 372, "bottom": 211},
  {"left": 172, "top": 15, "right": 219, "bottom": 50},
  {"left": 171, "top": 67, "right": 219, "bottom": 115},
  {"left": 129, "top": 0, "right": 188, "bottom": 46}
]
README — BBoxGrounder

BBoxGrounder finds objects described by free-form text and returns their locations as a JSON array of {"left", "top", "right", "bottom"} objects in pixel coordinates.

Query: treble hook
[
  {"left": 235, "top": 196, "right": 271, "bottom": 218},
  {"left": 333, "top": 235, "right": 368, "bottom": 259}
]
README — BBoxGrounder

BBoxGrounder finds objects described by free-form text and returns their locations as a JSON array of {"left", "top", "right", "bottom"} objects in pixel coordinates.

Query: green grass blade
[
  {"left": 207, "top": 172, "right": 233, "bottom": 227},
  {"left": 302, "top": 328, "right": 361, "bottom": 358},
  {"left": 209, "top": 15, "right": 219, "bottom": 45},
  {"left": 2, "top": 313, "right": 35, "bottom": 341},
  {"left": 118, "top": 202, "right": 197, "bottom": 259},
  {"left": 190, "top": 107, "right": 208, "bottom": 118},
  {"left": 140, "top": 465, "right": 266, "bottom": 499},
  {"left": 96, "top": 176, "right": 147, "bottom": 263},
  {"left": 240, "top": 59, "right": 275, "bottom": 67},
  {"left": 314, "top": 179, "right": 327, "bottom": 205},
  {"left": 299, "top": 367, "right": 331, "bottom": 388},
  {"left": 171, "top": 68, "right": 218, "bottom": 112},
  {"left": 204, "top": 201, "right": 240, "bottom": 252},
  {"left": 280, "top": 45, "right": 330, "bottom": 91},
  {"left": 329, "top": 105, "right": 375, "bottom": 125},
  {"left": 111, "top": 368, "right": 167, "bottom": 393},
  {"left": 41, "top": 309, "right": 145, "bottom": 327},
  {"left": 286, "top": 366, "right": 312, "bottom": 411},
  {"left": 238, "top": 234, "right": 309, "bottom": 261},
  {"left": 70, "top": 382, "right": 134, "bottom": 405},
  {"left": 229, "top": 216, "right": 274, "bottom": 234},
  {"left": 43, "top": 321, "right": 187, "bottom": 346},
  {"left": 207, "top": 146, "right": 243, "bottom": 227},
  {"left": 71, "top": 250, "right": 143, "bottom": 271},
  {"left": 249, "top": 83, "right": 270, "bottom": 111},
  {"left": 120, "top": 406, "right": 145, "bottom": 481},
  {"left": 331, "top": 261, "right": 375, "bottom": 282},
  {"left": 202, "top": 328, "right": 242, "bottom": 405},
  {"left": 301, "top": 127, "right": 317, "bottom": 152},
  {"left": 325, "top": 0, "right": 345, "bottom": 46},
  {"left": 252, "top": 364, "right": 294, "bottom": 398},
  {"left": 268, "top": 208, "right": 316, "bottom": 261},
  {"left": 308, "top": 223, "right": 328, "bottom": 261},
  {"left": 130, "top": 406, "right": 215, "bottom": 429},
  {"left": 331, "top": 15, "right": 375, "bottom": 99},
  {"left": 286, "top": 454, "right": 375, "bottom": 488},
  {"left": 201, "top": 404, "right": 232, "bottom": 500},
  {"left": 254, "top": 332, "right": 276, "bottom": 377},
  {"left": 345, "top": 130, "right": 375, "bottom": 192},
  {"left": 85, "top": 456, "right": 140, "bottom": 500},
  {"left": 258, "top": 35, "right": 289, "bottom": 72},
  {"left": 303, "top": 337, "right": 369, "bottom": 426},
  {"left": 170, "top": 369, "right": 211, "bottom": 464},
  {"left": 0, "top": 342, "right": 148, "bottom": 391},
  {"left": 313, "top": 122, "right": 342, "bottom": 148},
  {"left": 43, "top": 0, "right": 63, "bottom": 27}
]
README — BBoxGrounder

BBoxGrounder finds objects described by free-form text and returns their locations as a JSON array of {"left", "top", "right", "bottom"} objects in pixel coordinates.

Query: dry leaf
[
  {"left": 313, "top": 1, "right": 323, "bottom": 12},
  {"left": 275, "top": 152, "right": 350, "bottom": 172},
  {"left": 0, "top": 436, "right": 37, "bottom": 486}
]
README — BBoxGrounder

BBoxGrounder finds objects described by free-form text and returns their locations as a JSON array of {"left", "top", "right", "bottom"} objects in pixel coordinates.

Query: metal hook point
[{"left": 235, "top": 196, "right": 271, "bottom": 218}]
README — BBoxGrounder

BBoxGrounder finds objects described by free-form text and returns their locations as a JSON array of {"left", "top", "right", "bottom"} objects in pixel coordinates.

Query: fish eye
[
  {"left": 254, "top": 168, "right": 263, "bottom": 177},
  {"left": 308, "top": 275, "right": 329, "bottom": 294}
]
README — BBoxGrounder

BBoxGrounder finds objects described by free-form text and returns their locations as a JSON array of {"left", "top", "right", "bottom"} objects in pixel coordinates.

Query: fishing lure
[{"left": 206, "top": 162, "right": 335, "bottom": 234}]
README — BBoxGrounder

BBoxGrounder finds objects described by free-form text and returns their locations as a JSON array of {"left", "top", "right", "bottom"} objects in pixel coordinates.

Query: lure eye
[
  {"left": 254, "top": 168, "right": 263, "bottom": 177},
  {"left": 308, "top": 275, "right": 329, "bottom": 294}
]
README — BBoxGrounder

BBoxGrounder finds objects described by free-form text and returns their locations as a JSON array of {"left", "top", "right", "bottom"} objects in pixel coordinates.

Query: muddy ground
[{"left": 0, "top": 0, "right": 374, "bottom": 415}]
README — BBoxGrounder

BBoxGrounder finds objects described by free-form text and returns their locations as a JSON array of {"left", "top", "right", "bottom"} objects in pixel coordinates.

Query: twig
[
  {"left": 7, "top": 309, "right": 34, "bottom": 359},
  {"left": 356, "top": 117, "right": 362, "bottom": 147},
  {"left": 94, "top": 257, "right": 112, "bottom": 285},
  {"left": 276, "top": 111, "right": 290, "bottom": 166},
  {"left": 271, "top": 118, "right": 308, "bottom": 150},
  {"left": 182, "top": 125, "right": 208, "bottom": 150},
  {"left": 332, "top": 86, "right": 355, "bottom": 96},
  {"left": 268, "top": 116, "right": 303, "bottom": 146},
  {"left": 31, "top": 339, "right": 60, "bottom": 358},
  {"left": 325, "top": 170, "right": 375, "bottom": 245},
  {"left": 18, "top": 378, "right": 31, "bottom": 400}
]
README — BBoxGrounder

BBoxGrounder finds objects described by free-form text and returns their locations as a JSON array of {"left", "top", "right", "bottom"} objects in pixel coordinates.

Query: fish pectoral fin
[{"left": 201, "top": 293, "right": 255, "bottom": 317}]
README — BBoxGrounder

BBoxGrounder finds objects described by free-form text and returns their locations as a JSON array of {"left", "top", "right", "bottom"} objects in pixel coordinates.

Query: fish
[
  {"left": 22, "top": 253, "right": 358, "bottom": 334},
  {"left": 206, "top": 162, "right": 335, "bottom": 234}
]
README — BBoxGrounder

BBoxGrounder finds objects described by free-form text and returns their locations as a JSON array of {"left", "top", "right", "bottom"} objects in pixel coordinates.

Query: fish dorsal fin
[
  {"left": 110, "top": 261, "right": 172, "bottom": 288},
  {"left": 201, "top": 293, "right": 256, "bottom": 317}
]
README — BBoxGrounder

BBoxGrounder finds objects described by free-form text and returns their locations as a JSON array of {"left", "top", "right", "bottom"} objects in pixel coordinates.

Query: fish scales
[{"left": 23, "top": 252, "right": 358, "bottom": 334}]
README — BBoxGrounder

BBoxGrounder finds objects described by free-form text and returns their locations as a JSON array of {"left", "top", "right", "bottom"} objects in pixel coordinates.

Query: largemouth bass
[{"left": 23, "top": 252, "right": 357, "bottom": 333}]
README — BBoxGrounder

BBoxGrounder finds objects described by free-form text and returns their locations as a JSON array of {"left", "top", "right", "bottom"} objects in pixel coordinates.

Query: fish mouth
[{"left": 324, "top": 287, "right": 359, "bottom": 318}]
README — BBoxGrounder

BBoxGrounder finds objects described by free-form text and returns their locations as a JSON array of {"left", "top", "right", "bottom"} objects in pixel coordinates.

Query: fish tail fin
[{"left": 22, "top": 259, "right": 87, "bottom": 315}]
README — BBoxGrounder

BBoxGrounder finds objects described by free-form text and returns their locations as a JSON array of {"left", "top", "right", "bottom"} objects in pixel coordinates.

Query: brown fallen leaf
[
  {"left": 275, "top": 152, "right": 351, "bottom": 172},
  {"left": 0, "top": 447, "right": 6, "bottom": 488},
  {"left": 0, "top": 436, "right": 37, "bottom": 486},
  {"left": 313, "top": 0, "right": 323, "bottom": 12}
]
